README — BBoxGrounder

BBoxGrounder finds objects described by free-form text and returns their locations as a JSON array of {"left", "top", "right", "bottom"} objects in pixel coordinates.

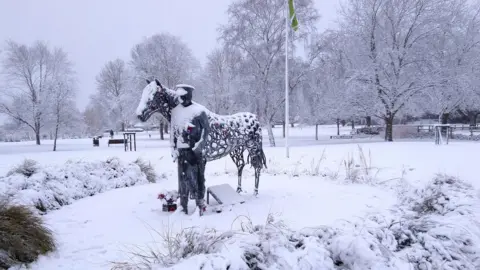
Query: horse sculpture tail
[{"left": 259, "top": 144, "right": 267, "bottom": 169}]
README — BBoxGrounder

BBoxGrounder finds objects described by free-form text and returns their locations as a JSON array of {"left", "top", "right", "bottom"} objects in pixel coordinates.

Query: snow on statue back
[{"left": 136, "top": 79, "right": 267, "bottom": 195}]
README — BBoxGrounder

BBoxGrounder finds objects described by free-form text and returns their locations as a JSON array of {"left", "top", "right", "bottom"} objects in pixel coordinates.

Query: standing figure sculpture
[
  {"left": 136, "top": 79, "right": 267, "bottom": 206},
  {"left": 170, "top": 84, "right": 210, "bottom": 216}
]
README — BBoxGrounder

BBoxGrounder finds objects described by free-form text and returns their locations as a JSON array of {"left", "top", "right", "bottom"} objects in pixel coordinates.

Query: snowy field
[{"left": 2, "top": 125, "right": 480, "bottom": 269}]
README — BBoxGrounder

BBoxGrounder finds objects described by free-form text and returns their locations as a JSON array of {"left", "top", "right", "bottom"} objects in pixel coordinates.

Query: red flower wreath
[{"left": 157, "top": 190, "right": 179, "bottom": 204}]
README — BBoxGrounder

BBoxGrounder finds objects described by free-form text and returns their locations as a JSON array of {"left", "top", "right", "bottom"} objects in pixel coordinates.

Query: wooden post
[
  {"left": 159, "top": 121, "right": 164, "bottom": 140},
  {"left": 123, "top": 132, "right": 137, "bottom": 151},
  {"left": 134, "top": 133, "right": 137, "bottom": 151},
  {"left": 446, "top": 126, "right": 450, "bottom": 144},
  {"left": 123, "top": 133, "right": 127, "bottom": 151},
  {"left": 129, "top": 134, "right": 132, "bottom": 151}
]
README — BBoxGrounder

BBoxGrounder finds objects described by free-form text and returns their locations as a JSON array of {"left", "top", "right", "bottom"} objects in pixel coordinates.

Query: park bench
[
  {"left": 330, "top": 135, "right": 354, "bottom": 139},
  {"left": 108, "top": 139, "right": 127, "bottom": 147}
]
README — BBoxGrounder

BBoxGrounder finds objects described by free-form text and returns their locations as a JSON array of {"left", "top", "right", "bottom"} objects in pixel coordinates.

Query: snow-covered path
[{"left": 26, "top": 175, "right": 396, "bottom": 270}]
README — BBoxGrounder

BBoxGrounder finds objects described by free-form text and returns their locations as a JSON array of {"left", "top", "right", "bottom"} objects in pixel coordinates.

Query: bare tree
[
  {"left": 339, "top": 0, "right": 457, "bottom": 141},
  {"left": 95, "top": 59, "right": 134, "bottom": 131},
  {"left": 0, "top": 40, "right": 73, "bottom": 145},
  {"left": 201, "top": 46, "right": 244, "bottom": 114},
  {"left": 311, "top": 51, "right": 354, "bottom": 134},
  {"left": 219, "top": 0, "right": 319, "bottom": 146},
  {"left": 130, "top": 33, "right": 200, "bottom": 87},
  {"left": 83, "top": 97, "right": 108, "bottom": 136},
  {"left": 50, "top": 79, "right": 77, "bottom": 151},
  {"left": 130, "top": 32, "right": 200, "bottom": 139},
  {"left": 420, "top": 3, "right": 480, "bottom": 125}
]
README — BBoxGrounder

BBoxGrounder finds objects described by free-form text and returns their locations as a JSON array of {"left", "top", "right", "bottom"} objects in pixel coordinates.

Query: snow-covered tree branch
[{"left": 94, "top": 59, "right": 135, "bottom": 131}]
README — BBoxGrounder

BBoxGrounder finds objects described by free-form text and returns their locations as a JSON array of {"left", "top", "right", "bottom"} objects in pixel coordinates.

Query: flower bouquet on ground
[{"left": 157, "top": 190, "right": 179, "bottom": 212}]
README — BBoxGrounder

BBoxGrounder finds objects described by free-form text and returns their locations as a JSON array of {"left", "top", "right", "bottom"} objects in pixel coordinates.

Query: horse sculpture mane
[{"left": 136, "top": 80, "right": 267, "bottom": 195}]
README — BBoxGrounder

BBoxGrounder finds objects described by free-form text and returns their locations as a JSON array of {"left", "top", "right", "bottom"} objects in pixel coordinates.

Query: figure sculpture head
[{"left": 175, "top": 84, "right": 195, "bottom": 107}]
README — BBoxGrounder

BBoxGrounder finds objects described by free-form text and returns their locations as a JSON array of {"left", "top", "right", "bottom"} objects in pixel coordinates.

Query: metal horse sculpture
[{"left": 136, "top": 79, "right": 267, "bottom": 195}]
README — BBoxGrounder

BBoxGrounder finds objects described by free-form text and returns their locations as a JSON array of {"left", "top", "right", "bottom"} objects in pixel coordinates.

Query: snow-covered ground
[{"left": 2, "top": 125, "right": 480, "bottom": 269}]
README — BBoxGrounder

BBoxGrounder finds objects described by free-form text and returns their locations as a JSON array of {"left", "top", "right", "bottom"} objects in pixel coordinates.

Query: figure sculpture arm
[
  {"left": 170, "top": 124, "right": 179, "bottom": 162},
  {"left": 191, "top": 111, "right": 210, "bottom": 156}
]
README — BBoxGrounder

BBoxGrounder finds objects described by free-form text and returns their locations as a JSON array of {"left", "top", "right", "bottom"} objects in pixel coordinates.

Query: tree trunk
[
  {"left": 440, "top": 112, "right": 449, "bottom": 135},
  {"left": 291, "top": 122, "right": 294, "bottom": 128},
  {"left": 266, "top": 123, "right": 276, "bottom": 147},
  {"left": 33, "top": 120, "right": 41, "bottom": 145},
  {"left": 282, "top": 122, "right": 285, "bottom": 138},
  {"left": 384, "top": 113, "right": 394, "bottom": 142},
  {"left": 440, "top": 113, "right": 449, "bottom": 125},
  {"left": 53, "top": 122, "right": 59, "bottom": 151},
  {"left": 315, "top": 124, "right": 318, "bottom": 140},
  {"left": 366, "top": 116, "right": 372, "bottom": 127},
  {"left": 121, "top": 122, "right": 126, "bottom": 132},
  {"left": 164, "top": 122, "right": 169, "bottom": 134},
  {"left": 159, "top": 121, "right": 164, "bottom": 140},
  {"left": 469, "top": 112, "right": 478, "bottom": 127},
  {"left": 351, "top": 120, "right": 355, "bottom": 130},
  {"left": 35, "top": 130, "right": 41, "bottom": 145},
  {"left": 336, "top": 118, "right": 340, "bottom": 136}
]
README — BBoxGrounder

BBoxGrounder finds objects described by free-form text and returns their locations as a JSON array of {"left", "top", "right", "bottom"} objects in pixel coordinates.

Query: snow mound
[
  {"left": 0, "top": 157, "right": 154, "bottom": 213},
  {"left": 115, "top": 175, "right": 480, "bottom": 270}
]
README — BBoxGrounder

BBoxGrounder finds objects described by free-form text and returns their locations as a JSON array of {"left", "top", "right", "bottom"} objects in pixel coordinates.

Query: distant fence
[{"left": 415, "top": 124, "right": 480, "bottom": 133}]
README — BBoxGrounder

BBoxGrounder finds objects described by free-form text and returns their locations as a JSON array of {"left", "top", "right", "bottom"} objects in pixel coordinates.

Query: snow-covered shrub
[
  {"left": 0, "top": 199, "right": 56, "bottom": 269},
  {"left": 401, "top": 174, "right": 477, "bottom": 216},
  {"left": 6, "top": 159, "right": 39, "bottom": 177},
  {"left": 389, "top": 175, "right": 480, "bottom": 270},
  {"left": 134, "top": 158, "right": 157, "bottom": 183},
  {"left": 113, "top": 215, "right": 408, "bottom": 270},
  {"left": 0, "top": 157, "right": 154, "bottom": 213},
  {"left": 113, "top": 174, "right": 480, "bottom": 270}
]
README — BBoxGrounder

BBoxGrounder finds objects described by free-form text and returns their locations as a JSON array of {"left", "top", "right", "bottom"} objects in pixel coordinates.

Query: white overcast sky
[{"left": 0, "top": 0, "right": 340, "bottom": 110}]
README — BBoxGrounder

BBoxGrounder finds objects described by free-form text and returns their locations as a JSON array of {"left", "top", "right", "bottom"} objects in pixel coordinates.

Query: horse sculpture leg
[
  {"left": 230, "top": 147, "right": 246, "bottom": 193},
  {"left": 247, "top": 139, "right": 267, "bottom": 196}
]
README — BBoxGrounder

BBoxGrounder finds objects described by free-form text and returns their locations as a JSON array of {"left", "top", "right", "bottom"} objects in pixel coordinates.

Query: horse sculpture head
[{"left": 136, "top": 79, "right": 178, "bottom": 122}]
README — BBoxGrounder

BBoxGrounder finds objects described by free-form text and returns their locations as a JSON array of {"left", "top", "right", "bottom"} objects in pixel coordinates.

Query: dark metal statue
[
  {"left": 136, "top": 79, "right": 267, "bottom": 201},
  {"left": 170, "top": 85, "right": 210, "bottom": 215}
]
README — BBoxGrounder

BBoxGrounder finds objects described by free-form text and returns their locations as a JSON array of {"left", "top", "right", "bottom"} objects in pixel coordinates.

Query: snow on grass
[
  {"left": 0, "top": 157, "right": 157, "bottom": 213},
  {"left": 15, "top": 173, "right": 397, "bottom": 270},
  {"left": 111, "top": 175, "right": 480, "bottom": 270},
  {"left": 1, "top": 125, "right": 480, "bottom": 269}
]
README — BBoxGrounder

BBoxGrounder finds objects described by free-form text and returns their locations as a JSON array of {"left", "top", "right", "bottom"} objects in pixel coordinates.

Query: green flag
[{"left": 288, "top": 0, "right": 299, "bottom": 31}]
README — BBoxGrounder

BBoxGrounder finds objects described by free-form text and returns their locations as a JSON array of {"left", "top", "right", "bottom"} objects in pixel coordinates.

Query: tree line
[{"left": 1, "top": 0, "right": 480, "bottom": 148}]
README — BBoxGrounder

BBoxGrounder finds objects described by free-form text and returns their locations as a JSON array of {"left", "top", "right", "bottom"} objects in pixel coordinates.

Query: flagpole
[{"left": 285, "top": 0, "right": 290, "bottom": 158}]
